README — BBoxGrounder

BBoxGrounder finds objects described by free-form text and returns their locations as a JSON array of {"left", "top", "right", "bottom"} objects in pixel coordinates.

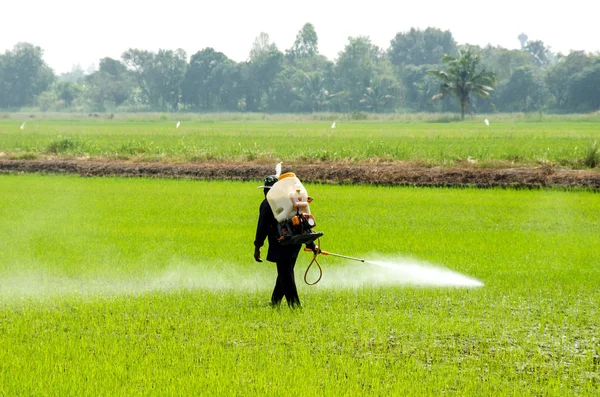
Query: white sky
[{"left": 1, "top": 0, "right": 598, "bottom": 74}]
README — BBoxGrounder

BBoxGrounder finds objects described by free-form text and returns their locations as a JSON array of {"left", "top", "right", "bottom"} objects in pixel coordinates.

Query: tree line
[{"left": 1, "top": 25, "right": 599, "bottom": 114}]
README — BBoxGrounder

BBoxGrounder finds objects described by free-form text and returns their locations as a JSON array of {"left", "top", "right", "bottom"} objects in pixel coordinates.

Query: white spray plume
[
  {"left": 176, "top": 121, "right": 181, "bottom": 128},
  {"left": 331, "top": 122, "right": 336, "bottom": 129},
  {"left": 20, "top": 122, "right": 25, "bottom": 130},
  {"left": 484, "top": 118, "right": 489, "bottom": 126},
  {"left": 275, "top": 162, "right": 282, "bottom": 178},
  {"left": 0, "top": 257, "right": 482, "bottom": 304},
  {"left": 315, "top": 256, "right": 483, "bottom": 289},
  {"left": 0, "top": 263, "right": 273, "bottom": 303}
]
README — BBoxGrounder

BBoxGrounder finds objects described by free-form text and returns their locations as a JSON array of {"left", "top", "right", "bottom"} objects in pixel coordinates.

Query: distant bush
[
  {"left": 11, "top": 152, "right": 37, "bottom": 160},
  {"left": 349, "top": 112, "right": 368, "bottom": 120},
  {"left": 584, "top": 141, "right": 599, "bottom": 168},
  {"left": 46, "top": 136, "right": 82, "bottom": 154}
]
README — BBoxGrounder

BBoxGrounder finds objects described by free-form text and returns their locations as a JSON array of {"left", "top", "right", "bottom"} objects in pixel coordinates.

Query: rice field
[
  {"left": 1, "top": 116, "right": 599, "bottom": 167},
  {"left": 1, "top": 174, "right": 599, "bottom": 395}
]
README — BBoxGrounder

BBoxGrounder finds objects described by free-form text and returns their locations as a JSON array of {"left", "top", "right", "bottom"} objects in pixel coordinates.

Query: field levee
[{"left": 1, "top": 159, "right": 599, "bottom": 189}]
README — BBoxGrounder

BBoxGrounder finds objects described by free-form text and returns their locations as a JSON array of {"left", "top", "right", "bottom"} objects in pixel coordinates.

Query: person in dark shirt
[{"left": 254, "top": 175, "right": 317, "bottom": 308}]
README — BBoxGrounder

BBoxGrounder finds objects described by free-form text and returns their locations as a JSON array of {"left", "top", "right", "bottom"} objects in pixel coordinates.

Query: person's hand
[{"left": 254, "top": 247, "right": 263, "bottom": 262}]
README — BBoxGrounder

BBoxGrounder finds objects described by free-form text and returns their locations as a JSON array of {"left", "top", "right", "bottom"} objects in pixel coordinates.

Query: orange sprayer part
[{"left": 278, "top": 172, "right": 295, "bottom": 181}]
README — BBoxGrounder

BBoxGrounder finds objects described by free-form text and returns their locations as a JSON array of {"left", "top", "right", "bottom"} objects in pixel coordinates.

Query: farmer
[{"left": 254, "top": 174, "right": 318, "bottom": 308}]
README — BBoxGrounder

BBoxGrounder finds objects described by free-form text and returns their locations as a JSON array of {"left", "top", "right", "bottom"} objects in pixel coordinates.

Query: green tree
[
  {"left": 84, "top": 57, "right": 133, "bottom": 111},
  {"left": 181, "top": 48, "right": 237, "bottom": 110},
  {"left": 217, "top": 62, "right": 243, "bottom": 111},
  {"left": 525, "top": 40, "right": 553, "bottom": 68},
  {"left": 479, "top": 46, "right": 537, "bottom": 112},
  {"left": 499, "top": 66, "right": 548, "bottom": 112},
  {"left": 0, "top": 43, "right": 54, "bottom": 108},
  {"left": 268, "top": 66, "right": 303, "bottom": 112},
  {"left": 0, "top": 56, "right": 8, "bottom": 107},
  {"left": 99, "top": 57, "right": 128, "bottom": 77},
  {"left": 546, "top": 51, "right": 593, "bottom": 110},
  {"left": 400, "top": 64, "right": 452, "bottom": 112},
  {"left": 334, "top": 37, "right": 389, "bottom": 111},
  {"left": 428, "top": 49, "right": 496, "bottom": 120},
  {"left": 291, "top": 70, "right": 339, "bottom": 112},
  {"left": 249, "top": 32, "right": 278, "bottom": 61},
  {"left": 243, "top": 33, "right": 283, "bottom": 111},
  {"left": 287, "top": 23, "right": 319, "bottom": 60},
  {"left": 359, "top": 76, "right": 400, "bottom": 112},
  {"left": 35, "top": 81, "right": 82, "bottom": 111},
  {"left": 565, "top": 58, "right": 600, "bottom": 112},
  {"left": 55, "top": 81, "right": 81, "bottom": 107},
  {"left": 482, "top": 46, "right": 532, "bottom": 82},
  {"left": 122, "top": 48, "right": 187, "bottom": 111},
  {"left": 388, "top": 27, "right": 458, "bottom": 67}
]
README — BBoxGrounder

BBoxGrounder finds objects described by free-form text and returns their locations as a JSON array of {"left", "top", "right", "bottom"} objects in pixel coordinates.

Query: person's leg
[
  {"left": 282, "top": 258, "right": 301, "bottom": 308},
  {"left": 271, "top": 262, "right": 285, "bottom": 306}
]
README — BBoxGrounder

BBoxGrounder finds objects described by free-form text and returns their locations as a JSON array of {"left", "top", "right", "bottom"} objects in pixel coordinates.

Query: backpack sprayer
[
  {"left": 265, "top": 167, "right": 364, "bottom": 285},
  {"left": 266, "top": 171, "right": 323, "bottom": 246}
]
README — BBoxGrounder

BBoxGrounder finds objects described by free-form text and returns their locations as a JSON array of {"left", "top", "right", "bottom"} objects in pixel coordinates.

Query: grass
[
  {"left": 1, "top": 174, "right": 599, "bottom": 395},
  {"left": 584, "top": 141, "right": 599, "bottom": 168},
  {"left": 0, "top": 116, "right": 600, "bottom": 168}
]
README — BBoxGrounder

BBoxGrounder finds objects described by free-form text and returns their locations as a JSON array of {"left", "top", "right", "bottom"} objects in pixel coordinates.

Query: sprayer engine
[{"left": 277, "top": 212, "right": 323, "bottom": 245}]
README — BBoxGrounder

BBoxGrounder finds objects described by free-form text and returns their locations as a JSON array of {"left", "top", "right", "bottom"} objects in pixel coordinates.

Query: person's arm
[{"left": 253, "top": 201, "right": 270, "bottom": 262}]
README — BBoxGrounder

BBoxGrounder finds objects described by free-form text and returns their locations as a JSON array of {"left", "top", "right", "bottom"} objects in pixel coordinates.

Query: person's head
[{"left": 259, "top": 175, "right": 278, "bottom": 197}]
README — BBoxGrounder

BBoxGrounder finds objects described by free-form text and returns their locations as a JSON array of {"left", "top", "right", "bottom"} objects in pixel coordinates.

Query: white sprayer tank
[{"left": 267, "top": 173, "right": 311, "bottom": 222}]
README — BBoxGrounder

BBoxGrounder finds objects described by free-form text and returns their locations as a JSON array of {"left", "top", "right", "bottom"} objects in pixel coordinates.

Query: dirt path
[{"left": 1, "top": 159, "right": 599, "bottom": 189}]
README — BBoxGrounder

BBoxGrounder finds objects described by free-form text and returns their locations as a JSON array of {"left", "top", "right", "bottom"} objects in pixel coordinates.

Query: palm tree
[
  {"left": 293, "top": 71, "right": 340, "bottom": 112},
  {"left": 428, "top": 49, "right": 496, "bottom": 120},
  {"left": 359, "top": 77, "right": 399, "bottom": 113}
]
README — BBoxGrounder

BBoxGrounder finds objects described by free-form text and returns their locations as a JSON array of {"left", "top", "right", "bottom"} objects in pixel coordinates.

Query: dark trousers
[{"left": 271, "top": 257, "right": 301, "bottom": 307}]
